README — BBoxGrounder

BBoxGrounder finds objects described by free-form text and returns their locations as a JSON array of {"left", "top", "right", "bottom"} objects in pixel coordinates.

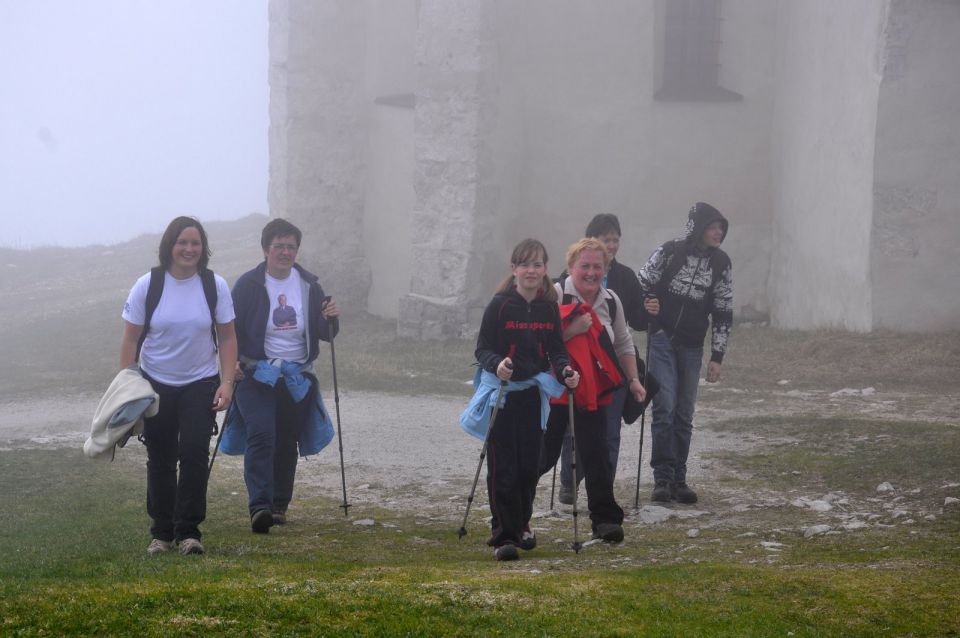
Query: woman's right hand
[
  {"left": 568, "top": 312, "right": 592, "bottom": 336},
  {"left": 496, "top": 357, "right": 514, "bottom": 382}
]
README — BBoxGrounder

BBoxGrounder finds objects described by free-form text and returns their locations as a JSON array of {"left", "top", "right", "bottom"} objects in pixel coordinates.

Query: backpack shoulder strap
[
  {"left": 656, "top": 240, "right": 685, "bottom": 296},
  {"left": 136, "top": 267, "right": 166, "bottom": 361},
  {"left": 559, "top": 275, "right": 573, "bottom": 305},
  {"left": 200, "top": 268, "right": 219, "bottom": 349},
  {"left": 605, "top": 290, "right": 617, "bottom": 324}
]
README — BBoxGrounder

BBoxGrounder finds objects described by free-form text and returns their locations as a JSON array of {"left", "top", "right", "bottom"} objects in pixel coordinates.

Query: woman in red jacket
[{"left": 539, "top": 238, "right": 646, "bottom": 543}]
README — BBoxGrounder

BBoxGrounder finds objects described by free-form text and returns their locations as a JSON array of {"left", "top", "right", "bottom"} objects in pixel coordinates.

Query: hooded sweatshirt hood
[{"left": 682, "top": 202, "right": 728, "bottom": 246}]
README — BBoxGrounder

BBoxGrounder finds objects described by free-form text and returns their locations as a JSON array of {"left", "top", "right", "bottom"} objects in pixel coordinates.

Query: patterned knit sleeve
[
  {"left": 709, "top": 261, "right": 733, "bottom": 363},
  {"left": 637, "top": 245, "right": 667, "bottom": 294}
]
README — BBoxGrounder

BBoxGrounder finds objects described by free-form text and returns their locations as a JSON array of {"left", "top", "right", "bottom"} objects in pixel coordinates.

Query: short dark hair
[
  {"left": 585, "top": 213, "right": 621, "bottom": 239},
  {"left": 261, "top": 218, "right": 303, "bottom": 251},
  {"left": 158, "top": 216, "right": 211, "bottom": 271}
]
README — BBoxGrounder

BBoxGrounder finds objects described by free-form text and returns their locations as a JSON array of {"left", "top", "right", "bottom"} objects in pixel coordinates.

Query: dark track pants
[
  {"left": 142, "top": 374, "right": 219, "bottom": 543},
  {"left": 486, "top": 386, "right": 543, "bottom": 548},
  {"left": 540, "top": 401, "right": 624, "bottom": 532}
]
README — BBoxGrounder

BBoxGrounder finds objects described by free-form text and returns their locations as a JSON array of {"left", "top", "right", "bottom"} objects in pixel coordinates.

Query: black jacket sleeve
[
  {"left": 542, "top": 303, "right": 570, "bottom": 378},
  {"left": 474, "top": 297, "right": 505, "bottom": 373}
]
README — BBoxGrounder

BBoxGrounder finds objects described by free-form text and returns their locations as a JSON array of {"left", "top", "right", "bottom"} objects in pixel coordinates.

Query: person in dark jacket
[
  {"left": 638, "top": 202, "right": 732, "bottom": 504},
  {"left": 231, "top": 218, "right": 339, "bottom": 533},
  {"left": 473, "top": 238, "right": 579, "bottom": 561},
  {"left": 557, "top": 213, "right": 646, "bottom": 505}
]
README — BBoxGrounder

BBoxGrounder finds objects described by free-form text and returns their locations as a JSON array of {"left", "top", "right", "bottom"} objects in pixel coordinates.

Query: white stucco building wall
[
  {"left": 871, "top": 0, "right": 960, "bottom": 330},
  {"left": 768, "top": 0, "right": 886, "bottom": 331}
]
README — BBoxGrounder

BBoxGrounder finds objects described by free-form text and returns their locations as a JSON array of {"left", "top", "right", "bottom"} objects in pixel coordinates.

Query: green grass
[
  {"left": 708, "top": 416, "right": 960, "bottom": 493},
  {"left": 2, "top": 425, "right": 959, "bottom": 637}
]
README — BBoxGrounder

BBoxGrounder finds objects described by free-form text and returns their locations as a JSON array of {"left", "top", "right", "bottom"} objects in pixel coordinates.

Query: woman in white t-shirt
[{"left": 119, "top": 216, "right": 238, "bottom": 556}]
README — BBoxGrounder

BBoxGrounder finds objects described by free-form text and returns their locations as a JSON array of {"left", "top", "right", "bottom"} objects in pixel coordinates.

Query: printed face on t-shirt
[{"left": 272, "top": 293, "right": 298, "bottom": 328}]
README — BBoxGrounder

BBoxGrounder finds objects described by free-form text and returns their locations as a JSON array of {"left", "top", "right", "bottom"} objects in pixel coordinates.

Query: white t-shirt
[
  {"left": 123, "top": 271, "right": 235, "bottom": 386},
  {"left": 264, "top": 270, "right": 307, "bottom": 362}
]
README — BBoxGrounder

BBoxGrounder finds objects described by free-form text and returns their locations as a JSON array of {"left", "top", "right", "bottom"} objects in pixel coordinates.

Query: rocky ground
[{"left": 4, "top": 374, "right": 956, "bottom": 558}]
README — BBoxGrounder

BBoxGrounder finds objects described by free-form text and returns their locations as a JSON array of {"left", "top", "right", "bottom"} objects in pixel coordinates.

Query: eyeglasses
[{"left": 269, "top": 243, "right": 299, "bottom": 253}]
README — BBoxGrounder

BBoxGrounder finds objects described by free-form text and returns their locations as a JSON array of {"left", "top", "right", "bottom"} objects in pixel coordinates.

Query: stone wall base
[{"left": 397, "top": 294, "right": 482, "bottom": 340}]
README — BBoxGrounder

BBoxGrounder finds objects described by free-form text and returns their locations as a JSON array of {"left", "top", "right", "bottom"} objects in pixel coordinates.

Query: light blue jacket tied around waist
[
  {"left": 221, "top": 360, "right": 335, "bottom": 457},
  {"left": 459, "top": 369, "right": 565, "bottom": 441}
]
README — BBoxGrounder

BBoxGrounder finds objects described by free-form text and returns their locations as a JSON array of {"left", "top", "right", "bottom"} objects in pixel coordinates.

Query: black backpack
[{"left": 135, "top": 266, "right": 218, "bottom": 361}]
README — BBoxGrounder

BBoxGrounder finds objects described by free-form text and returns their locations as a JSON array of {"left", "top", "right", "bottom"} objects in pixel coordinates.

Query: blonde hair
[
  {"left": 494, "top": 238, "right": 558, "bottom": 304},
  {"left": 565, "top": 237, "right": 610, "bottom": 271}
]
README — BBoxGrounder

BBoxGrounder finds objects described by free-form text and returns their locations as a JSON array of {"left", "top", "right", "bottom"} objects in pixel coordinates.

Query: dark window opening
[{"left": 655, "top": 0, "right": 742, "bottom": 102}]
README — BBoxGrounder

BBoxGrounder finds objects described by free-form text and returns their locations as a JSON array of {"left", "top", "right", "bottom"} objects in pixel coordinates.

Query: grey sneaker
[
  {"left": 558, "top": 484, "right": 574, "bottom": 505},
  {"left": 592, "top": 523, "right": 625, "bottom": 543},
  {"left": 179, "top": 538, "right": 205, "bottom": 555},
  {"left": 272, "top": 510, "right": 287, "bottom": 525},
  {"left": 494, "top": 544, "right": 519, "bottom": 561},
  {"left": 147, "top": 539, "right": 173, "bottom": 555},
  {"left": 251, "top": 509, "right": 274, "bottom": 534},
  {"left": 651, "top": 480, "right": 672, "bottom": 503},
  {"left": 672, "top": 482, "right": 698, "bottom": 504}
]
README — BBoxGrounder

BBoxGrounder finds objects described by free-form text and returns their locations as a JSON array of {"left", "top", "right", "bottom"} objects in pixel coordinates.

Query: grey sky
[{"left": 0, "top": 0, "right": 268, "bottom": 248}]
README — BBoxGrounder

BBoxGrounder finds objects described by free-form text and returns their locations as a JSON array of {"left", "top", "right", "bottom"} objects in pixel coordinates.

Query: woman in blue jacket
[{"left": 229, "top": 218, "right": 339, "bottom": 534}]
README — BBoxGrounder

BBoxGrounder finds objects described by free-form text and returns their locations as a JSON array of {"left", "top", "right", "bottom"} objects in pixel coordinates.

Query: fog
[{"left": 0, "top": 1, "right": 267, "bottom": 248}]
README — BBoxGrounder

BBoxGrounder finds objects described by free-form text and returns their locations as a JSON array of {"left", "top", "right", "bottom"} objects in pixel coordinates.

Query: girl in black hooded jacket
[{"left": 474, "top": 238, "right": 578, "bottom": 560}]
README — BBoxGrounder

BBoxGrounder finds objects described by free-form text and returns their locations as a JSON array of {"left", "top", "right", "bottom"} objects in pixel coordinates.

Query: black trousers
[
  {"left": 142, "top": 374, "right": 218, "bottom": 542},
  {"left": 540, "top": 401, "right": 624, "bottom": 531},
  {"left": 486, "top": 386, "right": 543, "bottom": 548}
]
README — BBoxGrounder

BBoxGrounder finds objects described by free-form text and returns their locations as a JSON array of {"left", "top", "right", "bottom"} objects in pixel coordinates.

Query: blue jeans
[
  {"left": 240, "top": 377, "right": 313, "bottom": 516},
  {"left": 648, "top": 331, "right": 703, "bottom": 484},
  {"left": 560, "top": 385, "right": 627, "bottom": 488}
]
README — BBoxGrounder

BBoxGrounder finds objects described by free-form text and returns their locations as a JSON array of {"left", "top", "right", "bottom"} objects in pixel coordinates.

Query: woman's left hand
[
  {"left": 629, "top": 377, "right": 647, "bottom": 403},
  {"left": 321, "top": 298, "right": 339, "bottom": 319},
  {"left": 212, "top": 382, "right": 233, "bottom": 412}
]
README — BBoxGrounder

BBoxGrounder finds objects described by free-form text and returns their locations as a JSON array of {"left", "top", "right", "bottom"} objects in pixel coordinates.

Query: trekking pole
[
  {"left": 457, "top": 361, "right": 512, "bottom": 540},
  {"left": 549, "top": 464, "right": 557, "bottom": 510},
  {"left": 634, "top": 304, "right": 655, "bottom": 509},
  {"left": 568, "top": 385, "right": 582, "bottom": 554},
  {"left": 208, "top": 416, "right": 228, "bottom": 478},
  {"left": 326, "top": 306, "right": 350, "bottom": 518}
]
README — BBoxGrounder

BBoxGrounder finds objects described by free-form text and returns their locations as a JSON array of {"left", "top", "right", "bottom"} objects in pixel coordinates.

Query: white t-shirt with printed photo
[
  {"left": 123, "top": 271, "right": 235, "bottom": 386},
  {"left": 264, "top": 269, "right": 307, "bottom": 363}
]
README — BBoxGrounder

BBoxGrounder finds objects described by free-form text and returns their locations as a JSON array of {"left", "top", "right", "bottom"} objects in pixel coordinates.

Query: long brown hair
[
  {"left": 158, "top": 216, "right": 211, "bottom": 272},
  {"left": 494, "top": 238, "right": 558, "bottom": 304}
]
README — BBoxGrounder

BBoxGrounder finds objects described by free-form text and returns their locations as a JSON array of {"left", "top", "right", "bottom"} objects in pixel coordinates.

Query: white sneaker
[
  {"left": 147, "top": 539, "right": 173, "bottom": 555},
  {"left": 179, "top": 538, "right": 205, "bottom": 555}
]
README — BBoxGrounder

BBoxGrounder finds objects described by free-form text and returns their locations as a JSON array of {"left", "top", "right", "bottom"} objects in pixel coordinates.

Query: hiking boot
[
  {"left": 179, "top": 538, "right": 205, "bottom": 555},
  {"left": 651, "top": 480, "right": 672, "bottom": 503},
  {"left": 147, "top": 539, "right": 173, "bottom": 555},
  {"left": 272, "top": 510, "right": 287, "bottom": 525},
  {"left": 592, "top": 523, "right": 625, "bottom": 543},
  {"left": 558, "top": 484, "right": 574, "bottom": 505},
  {"left": 251, "top": 509, "right": 274, "bottom": 534},
  {"left": 494, "top": 544, "right": 519, "bottom": 561},
  {"left": 672, "top": 482, "right": 698, "bottom": 504},
  {"left": 519, "top": 526, "right": 537, "bottom": 551}
]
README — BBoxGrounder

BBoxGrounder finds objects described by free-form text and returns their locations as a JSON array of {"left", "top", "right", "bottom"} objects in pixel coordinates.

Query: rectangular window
[{"left": 655, "top": 0, "right": 742, "bottom": 102}]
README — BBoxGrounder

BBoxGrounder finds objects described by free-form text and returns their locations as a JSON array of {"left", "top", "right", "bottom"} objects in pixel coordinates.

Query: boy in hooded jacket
[{"left": 638, "top": 202, "right": 732, "bottom": 504}]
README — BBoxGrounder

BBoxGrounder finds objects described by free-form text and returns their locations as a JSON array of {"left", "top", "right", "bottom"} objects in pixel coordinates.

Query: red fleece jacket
[{"left": 550, "top": 302, "right": 623, "bottom": 411}]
